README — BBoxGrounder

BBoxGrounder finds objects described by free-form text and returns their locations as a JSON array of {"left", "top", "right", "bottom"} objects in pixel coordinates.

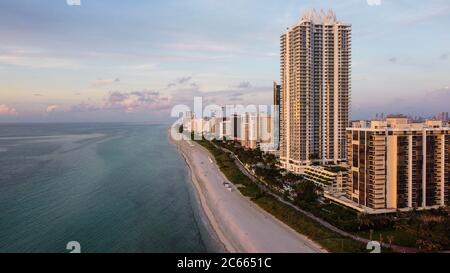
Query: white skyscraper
[{"left": 280, "top": 9, "right": 351, "bottom": 174}]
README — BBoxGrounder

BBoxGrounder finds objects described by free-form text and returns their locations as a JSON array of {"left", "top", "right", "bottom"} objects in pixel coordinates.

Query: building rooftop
[
  {"left": 351, "top": 118, "right": 450, "bottom": 131},
  {"left": 301, "top": 9, "right": 336, "bottom": 24},
  {"left": 286, "top": 9, "right": 350, "bottom": 29}
]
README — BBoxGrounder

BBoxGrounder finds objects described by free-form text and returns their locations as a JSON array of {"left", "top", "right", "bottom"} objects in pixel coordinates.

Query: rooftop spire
[{"left": 300, "top": 8, "right": 337, "bottom": 24}]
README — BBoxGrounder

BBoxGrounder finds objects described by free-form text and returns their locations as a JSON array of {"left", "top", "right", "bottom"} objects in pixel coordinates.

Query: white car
[{"left": 223, "top": 182, "right": 233, "bottom": 191}]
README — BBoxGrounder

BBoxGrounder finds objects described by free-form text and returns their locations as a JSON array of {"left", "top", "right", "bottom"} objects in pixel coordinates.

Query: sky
[{"left": 0, "top": 0, "right": 449, "bottom": 123}]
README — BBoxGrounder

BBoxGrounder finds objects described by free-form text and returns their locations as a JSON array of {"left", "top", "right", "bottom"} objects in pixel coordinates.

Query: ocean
[{"left": 0, "top": 123, "right": 221, "bottom": 253}]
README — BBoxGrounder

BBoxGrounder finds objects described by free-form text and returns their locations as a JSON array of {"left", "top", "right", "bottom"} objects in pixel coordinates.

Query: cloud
[
  {"left": 160, "top": 76, "right": 273, "bottom": 108},
  {"left": 41, "top": 90, "right": 172, "bottom": 115},
  {"left": 0, "top": 47, "right": 80, "bottom": 69},
  {"left": 389, "top": 57, "right": 397, "bottom": 63},
  {"left": 0, "top": 104, "right": 17, "bottom": 116},
  {"left": 367, "top": 0, "right": 381, "bottom": 6},
  {"left": 167, "top": 77, "right": 192, "bottom": 87},
  {"left": 91, "top": 78, "right": 120, "bottom": 87},
  {"left": 46, "top": 104, "right": 62, "bottom": 113},
  {"left": 70, "top": 103, "right": 102, "bottom": 113},
  {"left": 229, "top": 97, "right": 244, "bottom": 102},
  {"left": 173, "top": 77, "right": 191, "bottom": 85},
  {"left": 107, "top": 90, "right": 171, "bottom": 112},
  {"left": 398, "top": 7, "right": 450, "bottom": 25},
  {"left": 119, "top": 64, "right": 157, "bottom": 71},
  {"left": 162, "top": 41, "right": 244, "bottom": 54},
  {"left": 441, "top": 54, "right": 448, "bottom": 61},
  {"left": 191, "top": 86, "right": 272, "bottom": 107},
  {"left": 263, "top": 52, "right": 278, "bottom": 57},
  {"left": 44, "top": 102, "right": 103, "bottom": 114},
  {"left": 156, "top": 38, "right": 252, "bottom": 62},
  {"left": 167, "top": 76, "right": 199, "bottom": 91},
  {"left": 233, "top": 81, "right": 252, "bottom": 89},
  {"left": 0, "top": 76, "right": 273, "bottom": 122}
]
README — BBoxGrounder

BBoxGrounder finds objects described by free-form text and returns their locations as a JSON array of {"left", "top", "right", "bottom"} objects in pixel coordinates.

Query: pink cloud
[
  {"left": 0, "top": 104, "right": 17, "bottom": 116},
  {"left": 106, "top": 90, "right": 171, "bottom": 112},
  {"left": 46, "top": 104, "right": 62, "bottom": 113},
  {"left": 91, "top": 78, "right": 120, "bottom": 88}
]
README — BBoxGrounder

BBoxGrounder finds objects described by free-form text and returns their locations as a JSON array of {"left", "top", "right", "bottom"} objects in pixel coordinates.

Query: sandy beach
[{"left": 170, "top": 130, "right": 325, "bottom": 253}]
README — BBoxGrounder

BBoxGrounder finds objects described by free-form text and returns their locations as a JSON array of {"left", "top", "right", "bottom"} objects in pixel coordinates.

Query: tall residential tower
[
  {"left": 273, "top": 81, "right": 281, "bottom": 150},
  {"left": 280, "top": 9, "right": 351, "bottom": 174},
  {"left": 346, "top": 118, "right": 450, "bottom": 212}
]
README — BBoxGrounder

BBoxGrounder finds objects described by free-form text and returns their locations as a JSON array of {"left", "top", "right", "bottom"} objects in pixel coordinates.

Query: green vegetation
[
  {"left": 213, "top": 140, "right": 286, "bottom": 186},
  {"left": 197, "top": 139, "right": 263, "bottom": 199},
  {"left": 355, "top": 209, "right": 450, "bottom": 251},
  {"left": 294, "top": 180, "right": 322, "bottom": 203}
]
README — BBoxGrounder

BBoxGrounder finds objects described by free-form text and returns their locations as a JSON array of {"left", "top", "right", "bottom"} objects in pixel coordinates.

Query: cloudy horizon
[{"left": 1, "top": 0, "right": 449, "bottom": 123}]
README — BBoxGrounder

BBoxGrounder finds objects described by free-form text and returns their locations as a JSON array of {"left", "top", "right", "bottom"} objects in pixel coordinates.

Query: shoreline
[
  {"left": 179, "top": 147, "right": 238, "bottom": 252},
  {"left": 168, "top": 129, "right": 326, "bottom": 253},
  {"left": 168, "top": 130, "right": 237, "bottom": 252}
]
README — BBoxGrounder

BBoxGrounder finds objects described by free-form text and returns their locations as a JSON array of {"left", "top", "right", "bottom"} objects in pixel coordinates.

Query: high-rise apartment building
[
  {"left": 273, "top": 81, "right": 281, "bottom": 150},
  {"left": 280, "top": 9, "right": 351, "bottom": 174},
  {"left": 347, "top": 118, "right": 450, "bottom": 212},
  {"left": 240, "top": 112, "right": 274, "bottom": 150}
]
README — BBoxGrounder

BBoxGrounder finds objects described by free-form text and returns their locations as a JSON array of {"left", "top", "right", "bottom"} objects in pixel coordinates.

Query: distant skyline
[{"left": 0, "top": 0, "right": 449, "bottom": 123}]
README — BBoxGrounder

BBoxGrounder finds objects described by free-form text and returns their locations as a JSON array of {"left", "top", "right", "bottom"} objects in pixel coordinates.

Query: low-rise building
[{"left": 303, "top": 166, "right": 348, "bottom": 193}]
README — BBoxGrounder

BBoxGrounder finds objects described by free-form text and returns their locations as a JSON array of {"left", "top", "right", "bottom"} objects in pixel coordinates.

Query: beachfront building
[
  {"left": 280, "top": 9, "right": 351, "bottom": 174},
  {"left": 239, "top": 113, "right": 273, "bottom": 149},
  {"left": 220, "top": 118, "right": 233, "bottom": 140},
  {"left": 240, "top": 112, "right": 275, "bottom": 151},
  {"left": 182, "top": 111, "right": 195, "bottom": 133},
  {"left": 240, "top": 113, "right": 259, "bottom": 149},
  {"left": 191, "top": 118, "right": 205, "bottom": 136},
  {"left": 258, "top": 113, "right": 274, "bottom": 149},
  {"left": 259, "top": 113, "right": 277, "bottom": 152},
  {"left": 182, "top": 111, "right": 275, "bottom": 150},
  {"left": 434, "top": 112, "right": 449, "bottom": 122},
  {"left": 341, "top": 117, "right": 450, "bottom": 213},
  {"left": 303, "top": 166, "right": 348, "bottom": 193},
  {"left": 206, "top": 117, "right": 225, "bottom": 140},
  {"left": 351, "top": 120, "right": 371, "bottom": 129},
  {"left": 273, "top": 81, "right": 282, "bottom": 151},
  {"left": 231, "top": 114, "right": 242, "bottom": 142}
]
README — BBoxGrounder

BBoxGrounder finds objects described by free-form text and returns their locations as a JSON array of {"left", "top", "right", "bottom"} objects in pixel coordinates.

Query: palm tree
[{"left": 379, "top": 233, "right": 384, "bottom": 245}]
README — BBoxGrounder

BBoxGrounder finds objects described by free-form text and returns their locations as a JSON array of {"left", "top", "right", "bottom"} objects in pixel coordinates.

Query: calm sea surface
[{"left": 0, "top": 123, "right": 221, "bottom": 253}]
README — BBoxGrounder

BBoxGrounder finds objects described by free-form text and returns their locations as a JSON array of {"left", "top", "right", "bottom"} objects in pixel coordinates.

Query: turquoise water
[{"left": 0, "top": 123, "right": 220, "bottom": 253}]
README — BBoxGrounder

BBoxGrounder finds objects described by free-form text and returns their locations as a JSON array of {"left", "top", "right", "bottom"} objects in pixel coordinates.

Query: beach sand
[{"left": 170, "top": 130, "right": 326, "bottom": 253}]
